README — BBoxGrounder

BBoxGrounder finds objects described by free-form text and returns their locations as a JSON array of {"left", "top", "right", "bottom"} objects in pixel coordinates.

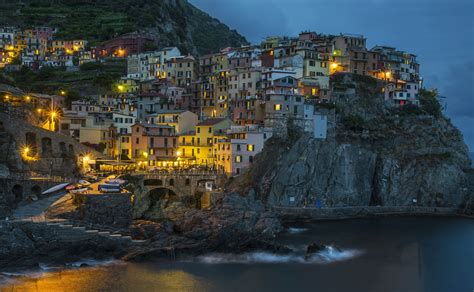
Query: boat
[{"left": 41, "top": 183, "right": 70, "bottom": 196}]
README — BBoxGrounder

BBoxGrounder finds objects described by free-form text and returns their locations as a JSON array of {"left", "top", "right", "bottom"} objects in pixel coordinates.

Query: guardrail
[{"left": 272, "top": 205, "right": 471, "bottom": 220}]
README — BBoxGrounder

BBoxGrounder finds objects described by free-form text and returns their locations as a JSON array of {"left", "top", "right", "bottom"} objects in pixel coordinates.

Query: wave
[
  {"left": 195, "top": 246, "right": 362, "bottom": 265},
  {"left": 287, "top": 227, "right": 308, "bottom": 234}
]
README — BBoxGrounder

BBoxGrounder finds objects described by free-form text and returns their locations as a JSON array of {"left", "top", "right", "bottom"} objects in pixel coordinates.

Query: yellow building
[
  {"left": 115, "top": 134, "right": 132, "bottom": 160},
  {"left": 178, "top": 118, "right": 232, "bottom": 166}
]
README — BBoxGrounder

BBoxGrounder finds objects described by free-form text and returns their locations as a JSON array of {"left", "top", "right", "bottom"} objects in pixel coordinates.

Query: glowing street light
[
  {"left": 176, "top": 150, "right": 182, "bottom": 157},
  {"left": 60, "top": 90, "right": 66, "bottom": 96},
  {"left": 331, "top": 63, "right": 338, "bottom": 69},
  {"left": 117, "top": 85, "right": 125, "bottom": 92}
]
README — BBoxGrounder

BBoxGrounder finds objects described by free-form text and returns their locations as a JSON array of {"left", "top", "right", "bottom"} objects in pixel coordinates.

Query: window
[
  {"left": 135, "top": 138, "right": 139, "bottom": 144},
  {"left": 237, "top": 144, "right": 241, "bottom": 151},
  {"left": 197, "top": 127, "right": 200, "bottom": 133},
  {"left": 235, "top": 155, "right": 242, "bottom": 163},
  {"left": 247, "top": 144, "right": 254, "bottom": 151},
  {"left": 208, "top": 127, "right": 212, "bottom": 133},
  {"left": 274, "top": 104, "right": 281, "bottom": 111}
]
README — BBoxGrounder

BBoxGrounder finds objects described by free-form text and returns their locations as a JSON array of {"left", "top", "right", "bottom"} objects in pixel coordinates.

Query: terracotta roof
[{"left": 197, "top": 118, "right": 227, "bottom": 126}]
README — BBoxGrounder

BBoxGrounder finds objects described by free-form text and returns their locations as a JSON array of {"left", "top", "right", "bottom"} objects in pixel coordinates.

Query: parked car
[{"left": 98, "top": 184, "right": 121, "bottom": 193}]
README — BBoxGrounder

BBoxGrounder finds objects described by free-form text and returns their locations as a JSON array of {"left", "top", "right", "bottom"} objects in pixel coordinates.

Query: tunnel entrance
[
  {"left": 148, "top": 187, "right": 178, "bottom": 209},
  {"left": 141, "top": 187, "right": 179, "bottom": 221}
]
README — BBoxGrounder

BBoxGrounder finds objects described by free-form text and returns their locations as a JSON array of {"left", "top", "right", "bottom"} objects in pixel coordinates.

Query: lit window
[
  {"left": 235, "top": 155, "right": 242, "bottom": 163},
  {"left": 247, "top": 144, "right": 254, "bottom": 151},
  {"left": 274, "top": 104, "right": 281, "bottom": 111}
]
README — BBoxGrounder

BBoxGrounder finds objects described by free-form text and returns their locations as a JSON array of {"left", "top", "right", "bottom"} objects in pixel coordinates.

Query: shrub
[
  {"left": 419, "top": 89, "right": 442, "bottom": 118},
  {"left": 342, "top": 114, "right": 365, "bottom": 132}
]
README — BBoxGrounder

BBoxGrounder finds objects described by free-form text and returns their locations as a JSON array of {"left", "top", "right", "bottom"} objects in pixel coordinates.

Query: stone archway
[
  {"left": 31, "top": 185, "right": 42, "bottom": 198},
  {"left": 68, "top": 144, "right": 74, "bottom": 157},
  {"left": 25, "top": 132, "right": 37, "bottom": 155},
  {"left": 144, "top": 179, "right": 163, "bottom": 186},
  {"left": 59, "top": 142, "right": 67, "bottom": 157},
  {"left": 141, "top": 187, "right": 179, "bottom": 221},
  {"left": 12, "top": 184, "right": 23, "bottom": 205},
  {"left": 41, "top": 137, "right": 53, "bottom": 157}
]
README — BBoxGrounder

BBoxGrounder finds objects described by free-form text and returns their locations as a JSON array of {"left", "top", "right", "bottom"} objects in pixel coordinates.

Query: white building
[
  {"left": 313, "top": 113, "right": 328, "bottom": 139},
  {"left": 214, "top": 125, "right": 272, "bottom": 176},
  {"left": 113, "top": 112, "right": 136, "bottom": 134},
  {"left": 127, "top": 47, "right": 181, "bottom": 81}
]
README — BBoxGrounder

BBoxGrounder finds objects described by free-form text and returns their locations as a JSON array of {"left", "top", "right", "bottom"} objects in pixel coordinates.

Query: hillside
[
  {"left": 0, "top": 0, "right": 248, "bottom": 55},
  {"left": 0, "top": 58, "right": 126, "bottom": 98}
]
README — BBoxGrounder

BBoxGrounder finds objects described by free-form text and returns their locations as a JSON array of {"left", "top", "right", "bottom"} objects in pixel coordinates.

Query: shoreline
[
  {"left": 272, "top": 206, "right": 474, "bottom": 222},
  {"left": 1, "top": 206, "right": 472, "bottom": 272}
]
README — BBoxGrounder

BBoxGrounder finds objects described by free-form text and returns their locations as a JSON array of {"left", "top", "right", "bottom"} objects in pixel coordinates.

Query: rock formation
[{"left": 230, "top": 74, "right": 473, "bottom": 210}]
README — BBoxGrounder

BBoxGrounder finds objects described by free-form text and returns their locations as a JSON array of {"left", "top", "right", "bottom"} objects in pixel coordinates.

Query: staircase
[
  {"left": 11, "top": 194, "right": 147, "bottom": 245},
  {"left": 19, "top": 217, "right": 147, "bottom": 245}
]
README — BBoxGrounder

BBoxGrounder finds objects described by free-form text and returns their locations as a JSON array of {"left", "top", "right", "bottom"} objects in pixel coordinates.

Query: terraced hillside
[{"left": 0, "top": 0, "right": 247, "bottom": 55}]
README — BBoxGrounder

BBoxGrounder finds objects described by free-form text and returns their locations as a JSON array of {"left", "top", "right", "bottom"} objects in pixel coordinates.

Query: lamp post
[{"left": 82, "top": 155, "right": 90, "bottom": 172}]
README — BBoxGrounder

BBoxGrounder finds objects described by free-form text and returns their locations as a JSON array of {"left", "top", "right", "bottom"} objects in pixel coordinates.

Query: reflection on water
[
  {"left": 1, "top": 217, "right": 473, "bottom": 292},
  {"left": 1, "top": 264, "right": 213, "bottom": 292}
]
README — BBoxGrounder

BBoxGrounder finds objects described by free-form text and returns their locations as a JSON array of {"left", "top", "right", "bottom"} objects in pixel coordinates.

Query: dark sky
[{"left": 190, "top": 0, "right": 474, "bottom": 152}]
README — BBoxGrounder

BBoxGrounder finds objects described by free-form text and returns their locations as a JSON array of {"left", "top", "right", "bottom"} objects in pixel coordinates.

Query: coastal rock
[{"left": 229, "top": 74, "right": 473, "bottom": 209}]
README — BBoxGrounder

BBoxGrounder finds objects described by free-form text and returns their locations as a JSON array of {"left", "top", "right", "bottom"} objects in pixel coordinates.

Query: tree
[{"left": 419, "top": 89, "right": 442, "bottom": 118}]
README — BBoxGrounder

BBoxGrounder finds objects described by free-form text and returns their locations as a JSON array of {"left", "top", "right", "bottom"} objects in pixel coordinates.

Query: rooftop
[{"left": 197, "top": 118, "right": 227, "bottom": 126}]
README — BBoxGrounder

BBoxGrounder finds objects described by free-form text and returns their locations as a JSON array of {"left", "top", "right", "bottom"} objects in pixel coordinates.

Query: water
[{"left": 1, "top": 217, "right": 473, "bottom": 292}]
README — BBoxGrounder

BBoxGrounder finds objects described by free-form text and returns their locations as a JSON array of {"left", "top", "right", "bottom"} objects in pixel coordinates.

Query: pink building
[{"left": 131, "top": 123, "right": 178, "bottom": 167}]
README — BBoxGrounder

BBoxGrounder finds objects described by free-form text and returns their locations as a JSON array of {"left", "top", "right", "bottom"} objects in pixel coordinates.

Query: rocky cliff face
[{"left": 230, "top": 74, "right": 473, "bottom": 210}]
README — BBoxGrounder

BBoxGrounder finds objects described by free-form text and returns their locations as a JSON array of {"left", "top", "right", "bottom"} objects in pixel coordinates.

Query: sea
[{"left": 1, "top": 217, "right": 473, "bottom": 292}]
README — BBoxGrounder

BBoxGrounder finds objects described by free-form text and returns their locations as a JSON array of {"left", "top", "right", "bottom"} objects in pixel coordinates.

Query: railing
[
  {"left": 138, "top": 169, "right": 222, "bottom": 177},
  {"left": 7, "top": 173, "right": 73, "bottom": 183}
]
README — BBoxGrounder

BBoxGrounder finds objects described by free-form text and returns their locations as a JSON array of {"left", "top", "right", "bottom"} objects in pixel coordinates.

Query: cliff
[
  {"left": 229, "top": 74, "right": 473, "bottom": 211},
  {"left": 0, "top": 0, "right": 247, "bottom": 55}
]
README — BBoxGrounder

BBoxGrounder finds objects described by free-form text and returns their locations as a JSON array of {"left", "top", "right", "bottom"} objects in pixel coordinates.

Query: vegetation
[
  {"left": 0, "top": 0, "right": 247, "bottom": 54},
  {"left": 419, "top": 89, "right": 442, "bottom": 118},
  {"left": 2, "top": 58, "right": 126, "bottom": 101},
  {"left": 342, "top": 114, "right": 365, "bottom": 132}
]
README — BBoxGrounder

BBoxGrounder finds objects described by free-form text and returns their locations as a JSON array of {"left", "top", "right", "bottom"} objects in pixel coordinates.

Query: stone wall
[
  {"left": 0, "top": 178, "right": 69, "bottom": 217},
  {"left": 0, "top": 112, "right": 104, "bottom": 177},
  {"left": 74, "top": 193, "right": 133, "bottom": 228}
]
